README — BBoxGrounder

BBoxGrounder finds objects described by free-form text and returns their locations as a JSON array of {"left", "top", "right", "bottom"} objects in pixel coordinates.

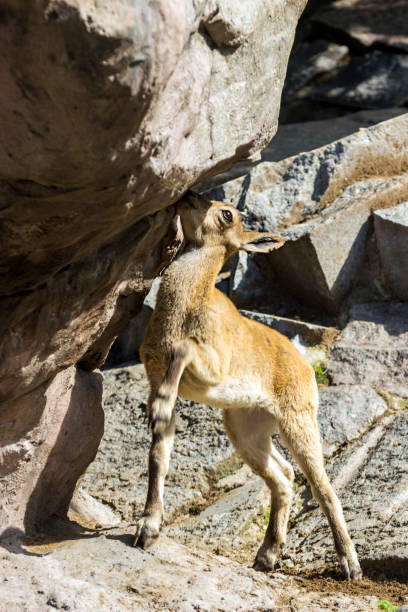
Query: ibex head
[{"left": 176, "top": 191, "right": 285, "bottom": 257}]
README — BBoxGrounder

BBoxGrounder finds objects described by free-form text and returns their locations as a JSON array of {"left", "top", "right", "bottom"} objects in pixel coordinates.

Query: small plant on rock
[
  {"left": 373, "top": 600, "right": 398, "bottom": 611},
  {"left": 312, "top": 360, "right": 329, "bottom": 387}
]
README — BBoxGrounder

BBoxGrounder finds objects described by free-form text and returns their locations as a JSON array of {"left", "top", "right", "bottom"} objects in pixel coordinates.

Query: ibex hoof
[
  {"left": 350, "top": 567, "right": 363, "bottom": 581},
  {"left": 252, "top": 550, "right": 277, "bottom": 573},
  {"left": 339, "top": 555, "right": 363, "bottom": 581},
  {"left": 134, "top": 517, "right": 160, "bottom": 550},
  {"left": 149, "top": 395, "right": 173, "bottom": 434}
]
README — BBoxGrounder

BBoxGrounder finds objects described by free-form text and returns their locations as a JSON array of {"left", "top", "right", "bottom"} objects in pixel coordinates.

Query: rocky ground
[{"left": 2, "top": 360, "right": 406, "bottom": 611}]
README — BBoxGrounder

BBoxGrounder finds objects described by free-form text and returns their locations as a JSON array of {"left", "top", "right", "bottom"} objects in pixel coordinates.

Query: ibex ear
[{"left": 240, "top": 232, "right": 286, "bottom": 254}]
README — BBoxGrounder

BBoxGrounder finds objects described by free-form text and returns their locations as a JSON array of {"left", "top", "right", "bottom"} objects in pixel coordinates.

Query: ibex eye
[{"left": 221, "top": 209, "right": 233, "bottom": 223}]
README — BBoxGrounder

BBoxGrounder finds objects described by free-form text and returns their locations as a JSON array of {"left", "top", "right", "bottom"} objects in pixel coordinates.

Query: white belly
[{"left": 180, "top": 376, "right": 273, "bottom": 412}]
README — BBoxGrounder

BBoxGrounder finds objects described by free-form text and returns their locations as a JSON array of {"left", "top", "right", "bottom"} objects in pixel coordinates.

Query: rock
[
  {"left": 328, "top": 302, "right": 408, "bottom": 397},
  {"left": 68, "top": 362, "right": 406, "bottom": 607},
  {"left": 81, "top": 364, "right": 232, "bottom": 523},
  {"left": 0, "top": 526, "right": 377, "bottom": 612},
  {"left": 318, "top": 386, "right": 388, "bottom": 457},
  {"left": 229, "top": 251, "right": 269, "bottom": 310},
  {"left": 0, "top": 0, "right": 305, "bottom": 296},
  {"left": 107, "top": 278, "right": 161, "bottom": 365},
  {"left": 195, "top": 108, "right": 407, "bottom": 192},
  {"left": 0, "top": 366, "right": 103, "bottom": 532},
  {"left": 201, "top": 113, "right": 408, "bottom": 233},
  {"left": 166, "top": 479, "right": 269, "bottom": 551},
  {"left": 311, "top": 53, "right": 408, "bottom": 110},
  {"left": 0, "top": 0, "right": 305, "bottom": 532},
  {"left": 68, "top": 488, "right": 121, "bottom": 528},
  {"left": 282, "top": 39, "right": 349, "bottom": 101},
  {"left": 313, "top": 0, "right": 408, "bottom": 53},
  {"left": 374, "top": 202, "right": 408, "bottom": 301},
  {"left": 266, "top": 187, "right": 375, "bottom": 312},
  {"left": 216, "top": 464, "right": 253, "bottom": 490},
  {"left": 201, "top": 112, "right": 408, "bottom": 312},
  {"left": 166, "top": 386, "right": 388, "bottom": 552}
]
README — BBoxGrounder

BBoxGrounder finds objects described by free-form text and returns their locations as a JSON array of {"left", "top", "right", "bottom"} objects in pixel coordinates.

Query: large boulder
[{"left": 0, "top": 0, "right": 306, "bottom": 532}]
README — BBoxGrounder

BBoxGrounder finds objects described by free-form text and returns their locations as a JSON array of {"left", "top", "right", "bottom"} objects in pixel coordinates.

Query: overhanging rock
[{"left": 0, "top": 0, "right": 306, "bottom": 533}]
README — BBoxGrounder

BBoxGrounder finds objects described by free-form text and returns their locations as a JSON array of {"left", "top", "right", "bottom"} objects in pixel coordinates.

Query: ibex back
[{"left": 135, "top": 192, "right": 362, "bottom": 580}]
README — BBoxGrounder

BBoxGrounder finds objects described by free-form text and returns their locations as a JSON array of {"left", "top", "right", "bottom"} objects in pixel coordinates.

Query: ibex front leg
[
  {"left": 134, "top": 342, "right": 192, "bottom": 549},
  {"left": 149, "top": 342, "right": 193, "bottom": 434}
]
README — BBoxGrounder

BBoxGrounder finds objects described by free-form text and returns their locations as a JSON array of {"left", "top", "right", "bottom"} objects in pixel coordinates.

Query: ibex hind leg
[
  {"left": 223, "top": 408, "right": 294, "bottom": 572},
  {"left": 279, "top": 410, "right": 362, "bottom": 580}
]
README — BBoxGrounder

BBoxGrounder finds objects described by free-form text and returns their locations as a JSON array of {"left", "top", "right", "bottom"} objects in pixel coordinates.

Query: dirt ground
[{"left": 290, "top": 567, "right": 408, "bottom": 608}]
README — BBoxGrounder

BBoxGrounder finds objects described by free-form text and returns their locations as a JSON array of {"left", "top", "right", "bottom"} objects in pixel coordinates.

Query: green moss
[
  {"left": 373, "top": 600, "right": 398, "bottom": 611},
  {"left": 312, "top": 360, "right": 329, "bottom": 387}
]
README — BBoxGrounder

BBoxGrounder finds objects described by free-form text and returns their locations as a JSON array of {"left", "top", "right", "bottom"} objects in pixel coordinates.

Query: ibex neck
[{"left": 157, "top": 244, "right": 225, "bottom": 318}]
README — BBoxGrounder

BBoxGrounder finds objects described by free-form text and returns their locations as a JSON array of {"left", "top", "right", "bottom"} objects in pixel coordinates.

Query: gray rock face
[
  {"left": 328, "top": 302, "right": 408, "bottom": 397},
  {"left": 68, "top": 488, "right": 121, "bottom": 529},
  {"left": 82, "top": 364, "right": 395, "bottom": 578},
  {"left": 202, "top": 113, "right": 408, "bottom": 234},
  {"left": 165, "top": 385, "right": 390, "bottom": 553},
  {"left": 311, "top": 53, "right": 408, "bottom": 110},
  {"left": 282, "top": 39, "right": 349, "bottom": 101},
  {"left": 166, "top": 479, "right": 268, "bottom": 551},
  {"left": 13, "top": 362, "right": 395, "bottom": 609},
  {"left": 201, "top": 112, "right": 408, "bottom": 311},
  {"left": 374, "top": 202, "right": 408, "bottom": 301},
  {"left": 318, "top": 385, "right": 388, "bottom": 457},
  {"left": 268, "top": 187, "right": 374, "bottom": 312},
  {"left": 0, "top": 0, "right": 305, "bottom": 532},
  {"left": 229, "top": 251, "right": 269, "bottom": 310}
]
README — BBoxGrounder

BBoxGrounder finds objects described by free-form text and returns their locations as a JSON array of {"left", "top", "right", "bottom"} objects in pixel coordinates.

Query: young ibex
[{"left": 134, "top": 192, "right": 362, "bottom": 580}]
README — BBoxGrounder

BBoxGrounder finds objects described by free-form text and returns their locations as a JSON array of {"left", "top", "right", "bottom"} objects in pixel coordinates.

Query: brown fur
[{"left": 134, "top": 192, "right": 362, "bottom": 580}]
